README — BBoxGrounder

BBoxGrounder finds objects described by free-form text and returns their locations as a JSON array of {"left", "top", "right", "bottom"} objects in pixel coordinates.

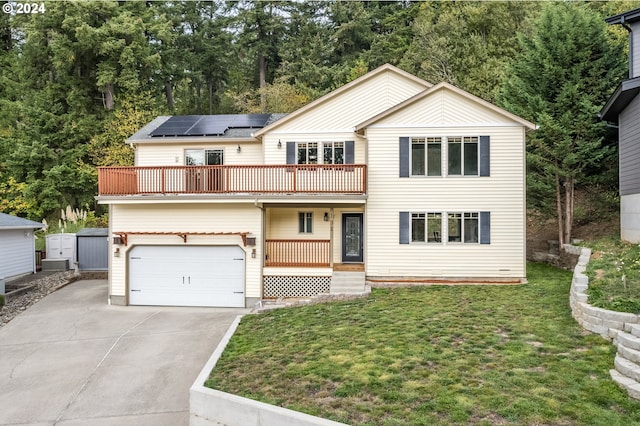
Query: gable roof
[
  {"left": 599, "top": 76, "right": 640, "bottom": 122},
  {"left": 354, "top": 82, "right": 537, "bottom": 132},
  {"left": 253, "top": 64, "right": 432, "bottom": 137},
  {"left": 0, "top": 213, "right": 44, "bottom": 230}
]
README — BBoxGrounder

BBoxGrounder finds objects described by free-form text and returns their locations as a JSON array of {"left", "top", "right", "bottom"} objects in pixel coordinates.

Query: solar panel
[
  {"left": 150, "top": 116, "right": 203, "bottom": 137},
  {"left": 188, "top": 116, "right": 229, "bottom": 136},
  {"left": 149, "top": 114, "right": 273, "bottom": 137},
  {"left": 231, "top": 114, "right": 271, "bottom": 128}
]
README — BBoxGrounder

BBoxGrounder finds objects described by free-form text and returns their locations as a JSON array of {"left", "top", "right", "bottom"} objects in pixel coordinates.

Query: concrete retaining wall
[
  {"left": 569, "top": 245, "right": 640, "bottom": 400},
  {"left": 190, "top": 316, "right": 347, "bottom": 426}
]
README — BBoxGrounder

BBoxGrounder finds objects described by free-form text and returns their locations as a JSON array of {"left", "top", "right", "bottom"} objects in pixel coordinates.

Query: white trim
[
  {"left": 364, "top": 123, "right": 525, "bottom": 129},
  {"left": 263, "top": 129, "right": 356, "bottom": 135},
  {"left": 97, "top": 195, "right": 368, "bottom": 205}
]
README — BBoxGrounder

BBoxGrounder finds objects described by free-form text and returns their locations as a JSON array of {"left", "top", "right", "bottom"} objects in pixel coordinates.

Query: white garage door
[{"left": 128, "top": 245, "right": 245, "bottom": 307}]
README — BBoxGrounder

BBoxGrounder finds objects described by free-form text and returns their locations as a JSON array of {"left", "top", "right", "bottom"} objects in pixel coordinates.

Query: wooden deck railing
[
  {"left": 265, "top": 239, "right": 330, "bottom": 267},
  {"left": 98, "top": 165, "right": 366, "bottom": 195}
]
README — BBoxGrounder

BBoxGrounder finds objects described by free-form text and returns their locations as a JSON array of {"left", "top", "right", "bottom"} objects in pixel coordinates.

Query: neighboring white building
[
  {"left": 0, "top": 213, "right": 44, "bottom": 280},
  {"left": 97, "top": 64, "right": 535, "bottom": 308}
]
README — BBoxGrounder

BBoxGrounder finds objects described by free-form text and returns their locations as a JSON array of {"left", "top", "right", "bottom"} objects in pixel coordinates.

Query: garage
[{"left": 128, "top": 245, "right": 245, "bottom": 307}]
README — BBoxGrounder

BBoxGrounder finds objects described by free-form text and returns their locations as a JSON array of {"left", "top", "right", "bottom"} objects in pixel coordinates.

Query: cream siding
[
  {"left": 365, "top": 121, "right": 525, "bottom": 278},
  {"left": 270, "top": 70, "right": 426, "bottom": 134},
  {"left": 135, "top": 142, "right": 263, "bottom": 166},
  {"left": 266, "top": 207, "right": 331, "bottom": 240},
  {"left": 370, "top": 87, "right": 522, "bottom": 128},
  {"left": 109, "top": 203, "right": 262, "bottom": 302}
]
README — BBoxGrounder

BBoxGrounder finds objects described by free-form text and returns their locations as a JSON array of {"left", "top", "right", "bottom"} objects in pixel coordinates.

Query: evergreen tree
[{"left": 500, "top": 2, "right": 626, "bottom": 245}]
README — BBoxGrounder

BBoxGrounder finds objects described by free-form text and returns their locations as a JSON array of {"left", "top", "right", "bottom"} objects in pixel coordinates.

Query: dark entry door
[{"left": 342, "top": 213, "right": 363, "bottom": 262}]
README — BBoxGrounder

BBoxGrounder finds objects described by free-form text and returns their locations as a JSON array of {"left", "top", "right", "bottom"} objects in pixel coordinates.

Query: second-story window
[
  {"left": 297, "top": 143, "right": 318, "bottom": 164},
  {"left": 448, "top": 137, "right": 478, "bottom": 176},
  {"left": 185, "top": 149, "right": 224, "bottom": 165},
  {"left": 323, "top": 142, "right": 344, "bottom": 164},
  {"left": 411, "top": 137, "right": 442, "bottom": 176}
]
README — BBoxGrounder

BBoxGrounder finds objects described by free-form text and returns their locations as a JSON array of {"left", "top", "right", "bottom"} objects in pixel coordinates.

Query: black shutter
[
  {"left": 399, "top": 137, "right": 410, "bottom": 177},
  {"left": 286, "top": 142, "right": 295, "bottom": 164},
  {"left": 345, "top": 141, "right": 355, "bottom": 164},
  {"left": 480, "top": 136, "right": 490, "bottom": 177},
  {"left": 399, "top": 212, "right": 410, "bottom": 244},
  {"left": 480, "top": 211, "right": 491, "bottom": 244}
]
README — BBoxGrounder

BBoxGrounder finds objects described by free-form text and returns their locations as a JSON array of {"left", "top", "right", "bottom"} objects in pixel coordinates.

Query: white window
[
  {"left": 185, "top": 149, "right": 223, "bottom": 165},
  {"left": 447, "top": 137, "right": 478, "bottom": 176},
  {"left": 411, "top": 212, "right": 442, "bottom": 243},
  {"left": 299, "top": 212, "right": 313, "bottom": 233},
  {"left": 447, "top": 212, "right": 479, "bottom": 243},
  {"left": 323, "top": 142, "right": 344, "bottom": 164},
  {"left": 411, "top": 138, "right": 441, "bottom": 176},
  {"left": 297, "top": 143, "right": 318, "bottom": 164}
]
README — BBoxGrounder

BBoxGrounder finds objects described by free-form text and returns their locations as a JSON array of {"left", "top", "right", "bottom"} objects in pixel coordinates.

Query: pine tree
[{"left": 500, "top": 2, "right": 626, "bottom": 245}]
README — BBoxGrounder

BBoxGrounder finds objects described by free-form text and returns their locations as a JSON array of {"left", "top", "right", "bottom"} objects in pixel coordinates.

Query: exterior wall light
[
  {"left": 237, "top": 144, "right": 241, "bottom": 153},
  {"left": 277, "top": 139, "right": 282, "bottom": 149}
]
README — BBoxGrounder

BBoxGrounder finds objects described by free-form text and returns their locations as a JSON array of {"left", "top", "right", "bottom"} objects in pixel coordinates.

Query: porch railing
[
  {"left": 98, "top": 164, "right": 366, "bottom": 195},
  {"left": 265, "top": 239, "right": 330, "bottom": 267}
]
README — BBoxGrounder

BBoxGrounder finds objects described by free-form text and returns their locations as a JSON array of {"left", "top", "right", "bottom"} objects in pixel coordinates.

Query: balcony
[{"left": 98, "top": 165, "right": 367, "bottom": 196}]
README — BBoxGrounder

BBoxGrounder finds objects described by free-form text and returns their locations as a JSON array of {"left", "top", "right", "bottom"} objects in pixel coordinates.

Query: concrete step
[
  {"left": 610, "top": 369, "right": 640, "bottom": 399},
  {"left": 617, "top": 330, "right": 640, "bottom": 352},
  {"left": 614, "top": 355, "right": 640, "bottom": 382},
  {"left": 330, "top": 271, "right": 366, "bottom": 294}
]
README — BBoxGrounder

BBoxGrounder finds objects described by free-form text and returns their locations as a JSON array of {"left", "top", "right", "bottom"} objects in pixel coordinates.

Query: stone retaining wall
[{"left": 569, "top": 245, "right": 640, "bottom": 400}]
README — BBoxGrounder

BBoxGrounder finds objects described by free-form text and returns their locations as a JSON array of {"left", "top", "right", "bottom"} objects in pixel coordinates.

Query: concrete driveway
[{"left": 0, "top": 279, "right": 249, "bottom": 425}]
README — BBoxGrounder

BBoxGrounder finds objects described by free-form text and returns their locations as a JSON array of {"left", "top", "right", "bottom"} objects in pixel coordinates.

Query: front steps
[
  {"left": 611, "top": 323, "right": 640, "bottom": 399},
  {"left": 330, "top": 270, "right": 366, "bottom": 294}
]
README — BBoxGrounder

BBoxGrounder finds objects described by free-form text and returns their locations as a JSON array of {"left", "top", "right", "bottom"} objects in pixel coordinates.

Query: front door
[{"left": 342, "top": 213, "right": 363, "bottom": 262}]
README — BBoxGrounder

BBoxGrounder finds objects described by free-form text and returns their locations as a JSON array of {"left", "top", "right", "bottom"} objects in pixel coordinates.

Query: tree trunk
[
  {"left": 564, "top": 176, "right": 574, "bottom": 245},
  {"left": 195, "top": 81, "right": 202, "bottom": 114},
  {"left": 259, "top": 55, "right": 267, "bottom": 112},
  {"left": 208, "top": 81, "right": 213, "bottom": 115},
  {"left": 165, "top": 81, "right": 174, "bottom": 111},
  {"left": 556, "top": 171, "right": 564, "bottom": 246},
  {"left": 104, "top": 82, "right": 115, "bottom": 110}
]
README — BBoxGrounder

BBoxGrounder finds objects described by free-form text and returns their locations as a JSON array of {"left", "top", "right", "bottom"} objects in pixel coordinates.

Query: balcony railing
[
  {"left": 265, "top": 239, "right": 330, "bottom": 267},
  {"left": 98, "top": 165, "right": 366, "bottom": 196}
]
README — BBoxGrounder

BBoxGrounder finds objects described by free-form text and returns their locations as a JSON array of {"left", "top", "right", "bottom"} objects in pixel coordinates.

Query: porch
[
  {"left": 262, "top": 206, "right": 366, "bottom": 298},
  {"left": 97, "top": 164, "right": 366, "bottom": 196}
]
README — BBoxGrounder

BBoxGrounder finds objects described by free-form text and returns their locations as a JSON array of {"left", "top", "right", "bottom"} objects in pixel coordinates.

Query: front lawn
[
  {"left": 585, "top": 237, "right": 640, "bottom": 314},
  {"left": 207, "top": 262, "right": 640, "bottom": 425}
]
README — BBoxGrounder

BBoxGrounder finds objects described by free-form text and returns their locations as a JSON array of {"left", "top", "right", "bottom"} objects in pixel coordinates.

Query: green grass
[
  {"left": 585, "top": 237, "right": 640, "bottom": 314},
  {"left": 206, "top": 262, "right": 640, "bottom": 425}
]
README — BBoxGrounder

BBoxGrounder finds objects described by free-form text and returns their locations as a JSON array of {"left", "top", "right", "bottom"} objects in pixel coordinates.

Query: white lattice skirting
[{"left": 263, "top": 275, "right": 331, "bottom": 298}]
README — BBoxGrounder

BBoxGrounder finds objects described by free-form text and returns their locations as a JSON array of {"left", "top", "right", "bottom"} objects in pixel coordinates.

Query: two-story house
[
  {"left": 600, "top": 7, "right": 640, "bottom": 243},
  {"left": 97, "top": 64, "right": 535, "bottom": 308}
]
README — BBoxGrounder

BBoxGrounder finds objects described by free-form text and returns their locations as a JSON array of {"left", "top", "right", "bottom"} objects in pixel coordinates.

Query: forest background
[{"left": 0, "top": 0, "right": 637, "bottom": 243}]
